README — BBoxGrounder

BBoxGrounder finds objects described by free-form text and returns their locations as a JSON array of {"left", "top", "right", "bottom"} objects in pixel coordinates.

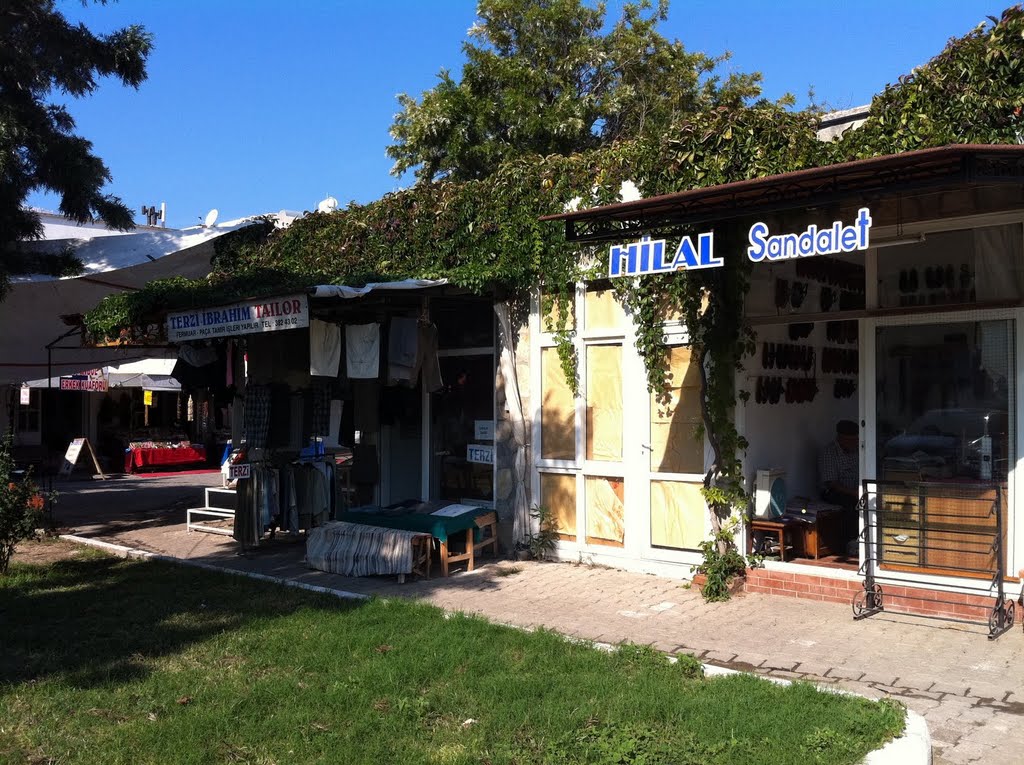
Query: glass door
[{"left": 430, "top": 354, "right": 495, "bottom": 506}]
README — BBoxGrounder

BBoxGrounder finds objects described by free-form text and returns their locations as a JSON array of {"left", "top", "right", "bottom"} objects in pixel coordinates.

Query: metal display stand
[
  {"left": 853, "top": 480, "right": 1015, "bottom": 639},
  {"left": 186, "top": 487, "right": 237, "bottom": 535}
]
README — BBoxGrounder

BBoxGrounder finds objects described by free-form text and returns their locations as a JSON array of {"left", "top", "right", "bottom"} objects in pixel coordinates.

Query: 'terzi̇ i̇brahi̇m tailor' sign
[
  {"left": 608, "top": 208, "right": 873, "bottom": 278},
  {"left": 166, "top": 294, "right": 309, "bottom": 342}
]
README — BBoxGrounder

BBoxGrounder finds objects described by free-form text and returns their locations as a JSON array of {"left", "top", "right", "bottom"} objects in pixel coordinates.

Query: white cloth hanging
[
  {"left": 309, "top": 319, "right": 342, "bottom": 377},
  {"left": 346, "top": 323, "right": 381, "bottom": 379}
]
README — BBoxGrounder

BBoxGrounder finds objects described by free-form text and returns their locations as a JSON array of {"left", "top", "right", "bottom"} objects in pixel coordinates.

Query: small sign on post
[
  {"left": 59, "top": 437, "right": 105, "bottom": 480},
  {"left": 227, "top": 463, "right": 251, "bottom": 481},
  {"left": 19, "top": 385, "right": 30, "bottom": 405}
]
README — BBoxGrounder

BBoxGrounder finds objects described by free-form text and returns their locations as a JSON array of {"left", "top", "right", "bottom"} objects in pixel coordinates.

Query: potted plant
[{"left": 690, "top": 517, "right": 758, "bottom": 601}]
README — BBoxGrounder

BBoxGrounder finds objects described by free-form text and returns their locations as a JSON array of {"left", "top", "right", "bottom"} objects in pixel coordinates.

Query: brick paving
[{"left": 55, "top": 475, "right": 1024, "bottom": 765}]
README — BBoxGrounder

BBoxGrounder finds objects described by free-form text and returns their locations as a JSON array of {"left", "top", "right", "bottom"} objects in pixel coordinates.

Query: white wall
[{"left": 740, "top": 321, "right": 858, "bottom": 501}]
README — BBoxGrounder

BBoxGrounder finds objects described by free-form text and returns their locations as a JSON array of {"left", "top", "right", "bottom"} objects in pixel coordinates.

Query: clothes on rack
[
  {"left": 234, "top": 459, "right": 337, "bottom": 545},
  {"left": 234, "top": 465, "right": 279, "bottom": 546}
]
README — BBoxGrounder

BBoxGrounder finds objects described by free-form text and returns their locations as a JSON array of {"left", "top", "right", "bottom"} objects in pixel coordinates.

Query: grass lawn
[{"left": 0, "top": 550, "right": 905, "bottom": 765}]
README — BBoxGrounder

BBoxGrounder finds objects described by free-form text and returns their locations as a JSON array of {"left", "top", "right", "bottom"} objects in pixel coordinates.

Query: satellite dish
[
  {"left": 204, "top": 208, "right": 219, "bottom": 228},
  {"left": 317, "top": 196, "right": 339, "bottom": 214}
]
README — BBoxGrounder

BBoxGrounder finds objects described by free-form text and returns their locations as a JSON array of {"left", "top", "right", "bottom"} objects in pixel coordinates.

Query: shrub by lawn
[{"left": 0, "top": 551, "right": 904, "bottom": 764}]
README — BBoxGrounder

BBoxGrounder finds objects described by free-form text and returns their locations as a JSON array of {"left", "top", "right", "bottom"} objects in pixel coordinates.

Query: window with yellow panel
[
  {"left": 586, "top": 476, "right": 625, "bottom": 546},
  {"left": 540, "top": 472, "right": 577, "bottom": 538},
  {"left": 650, "top": 481, "right": 706, "bottom": 550},
  {"left": 584, "top": 282, "right": 626, "bottom": 331},
  {"left": 585, "top": 344, "right": 623, "bottom": 462},
  {"left": 540, "top": 347, "right": 576, "bottom": 461},
  {"left": 650, "top": 345, "right": 703, "bottom": 474}
]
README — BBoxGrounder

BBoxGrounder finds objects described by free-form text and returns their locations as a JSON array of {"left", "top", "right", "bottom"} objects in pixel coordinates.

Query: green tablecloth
[{"left": 337, "top": 509, "right": 488, "bottom": 544}]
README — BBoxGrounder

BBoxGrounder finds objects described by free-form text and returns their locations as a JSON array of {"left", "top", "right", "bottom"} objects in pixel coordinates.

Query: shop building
[
  {"left": 142, "top": 281, "right": 524, "bottom": 551},
  {"left": 538, "top": 144, "right": 1024, "bottom": 630}
]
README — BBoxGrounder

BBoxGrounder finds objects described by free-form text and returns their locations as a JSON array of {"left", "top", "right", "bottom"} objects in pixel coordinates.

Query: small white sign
[
  {"left": 228, "top": 463, "right": 251, "bottom": 480},
  {"left": 466, "top": 443, "right": 494, "bottom": 465},
  {"left": 19, "top": 385, "right": 30, "bottom": 405},
  {"left": 474, "top": 420, "right": 494, "bottom": 440}
]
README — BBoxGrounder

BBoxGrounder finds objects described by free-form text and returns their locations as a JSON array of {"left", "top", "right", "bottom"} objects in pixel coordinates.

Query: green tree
[
  {"left": 387, "top": 0, "right": 762, "bottom": 182},
  {"left": 0, "top": 0, "right": 153, "bottom": 296}
]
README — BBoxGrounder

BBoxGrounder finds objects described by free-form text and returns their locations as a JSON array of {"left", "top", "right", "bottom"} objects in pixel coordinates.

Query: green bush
[{"left": 0, "top": 435, "right": 44, "bottom": 574}]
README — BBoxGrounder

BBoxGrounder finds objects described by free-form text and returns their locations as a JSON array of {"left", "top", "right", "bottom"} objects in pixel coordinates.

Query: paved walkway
[{"left": 56, "top": 475, "right": 1024, "bottom": 765}]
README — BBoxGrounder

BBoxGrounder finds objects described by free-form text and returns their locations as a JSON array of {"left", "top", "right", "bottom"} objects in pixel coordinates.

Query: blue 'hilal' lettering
[{"left": 609, "top": 232, "right": 718, "bottom": 278}]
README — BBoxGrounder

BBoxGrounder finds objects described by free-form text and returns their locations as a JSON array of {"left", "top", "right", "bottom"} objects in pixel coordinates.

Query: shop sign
[
  {"left": 166, "top": 294, "right": 309, "bottom": 342},
  {"left": 59, "top": 369, "right": 108, "bottom": 392},
  {"left": 466, "top": 444, "right": 494, "bottom": 465},
  {"left": 19, "top": 385, "right": 30, "bottom": 405},
  {"left": 143, "top": 390, "right": 153, "bottom": 406},
  {"left": 227, "top": 463, "right": 251, "bottom": 480},
  {"left": 608, "top": 207, "right": 873, "bottom": 277}
]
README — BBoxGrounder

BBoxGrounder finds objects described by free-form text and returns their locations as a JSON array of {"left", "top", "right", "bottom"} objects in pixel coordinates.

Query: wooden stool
[
  {"left": 750, "top": 517, "right": 803, "bottom": 561},
  {"left": 473, "top": 511, "right": 499, "bottom": 560}
]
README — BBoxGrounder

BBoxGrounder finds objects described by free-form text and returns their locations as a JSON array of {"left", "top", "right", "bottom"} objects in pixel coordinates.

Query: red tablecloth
[{"left": 125, "top": 446, "right": 206, "bottom": 473}]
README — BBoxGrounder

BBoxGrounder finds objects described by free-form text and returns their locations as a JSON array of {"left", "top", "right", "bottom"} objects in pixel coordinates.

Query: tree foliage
[
  {"left": 386, "top": 0, "right": 763, "bottom": 182},
  {"left": 0, "top": 0, "right": 153, "bottom": 295}
]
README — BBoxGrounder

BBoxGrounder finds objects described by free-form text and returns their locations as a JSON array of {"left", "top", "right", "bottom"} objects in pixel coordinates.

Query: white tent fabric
[
  {"left": 0, "top": 221, "right": 257, "bottom": 384},
  {"left": 311, "top": 279, "right": 447, "bottom": 299}
]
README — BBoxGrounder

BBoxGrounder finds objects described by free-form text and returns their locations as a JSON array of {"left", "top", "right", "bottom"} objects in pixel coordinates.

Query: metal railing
[{"left": 853, "top": 479, "right": 1015, "bottom": 639}]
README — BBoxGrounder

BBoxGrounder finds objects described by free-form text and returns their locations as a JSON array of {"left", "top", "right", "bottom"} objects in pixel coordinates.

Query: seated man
[{"left": 818, "top": 419, "right": 860, "bottom": 544}]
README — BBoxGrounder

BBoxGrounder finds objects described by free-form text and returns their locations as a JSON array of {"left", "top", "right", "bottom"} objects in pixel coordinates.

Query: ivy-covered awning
[{"left": 543, "top": 144, "right": 1024, "bottom": 244}]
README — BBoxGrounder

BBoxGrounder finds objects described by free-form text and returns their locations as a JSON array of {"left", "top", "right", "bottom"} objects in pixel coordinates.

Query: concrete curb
[{"left": 60, "top": 534, "right": 929, "bottom": 764}]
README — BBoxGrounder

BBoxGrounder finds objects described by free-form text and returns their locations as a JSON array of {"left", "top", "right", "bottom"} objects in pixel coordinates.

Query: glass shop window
[
  {"left": 875, "top": 319, "right": 1014, "bottom": 485},
  {"left": 876, "top": 224, "right": 1024, "bottom": 310}
]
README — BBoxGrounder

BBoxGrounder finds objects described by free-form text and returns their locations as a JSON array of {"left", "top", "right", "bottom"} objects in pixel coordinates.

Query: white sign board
[
  {"left": 474, "top": 420, "right": 494, "bottom": 440},
  {"left": 466, "top": 443, "right": 494, "bottom": 465},
  {"left": 63, "top": 438, "right": 85, "bottom": 466},
  {"left": 166, "top": 294, "right": 309, "bottom": 342},
  {"left": 227, "top": 463, "right": 251, "bottom": 480},
  {"left": 19, "top": 385, "right": 30, "bottom": 405}
]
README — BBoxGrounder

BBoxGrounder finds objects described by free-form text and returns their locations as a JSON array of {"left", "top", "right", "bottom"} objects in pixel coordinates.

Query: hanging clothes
[
  {"left": 387, "top": 317, "right": 419, "bottom": 383},
  {"left": 243, "top": 384, "right": 272, "bottom": 448},
  {"left": 418, "top": 323, "right": 443, "bottom": 392},
  {"left": 346, "top": 323, "right": 381, "bottom": 379},
  {"left": 311, "top": 381, "right": 332, "bottom": 436},
  {"left": 310, "top": 319, "right": 342, "bottom": 377}
]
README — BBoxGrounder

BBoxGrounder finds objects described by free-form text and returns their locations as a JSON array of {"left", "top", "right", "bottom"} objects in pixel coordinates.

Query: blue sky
[{"left": 30, "top": 0, "right": 1004, "bottom": 229}]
